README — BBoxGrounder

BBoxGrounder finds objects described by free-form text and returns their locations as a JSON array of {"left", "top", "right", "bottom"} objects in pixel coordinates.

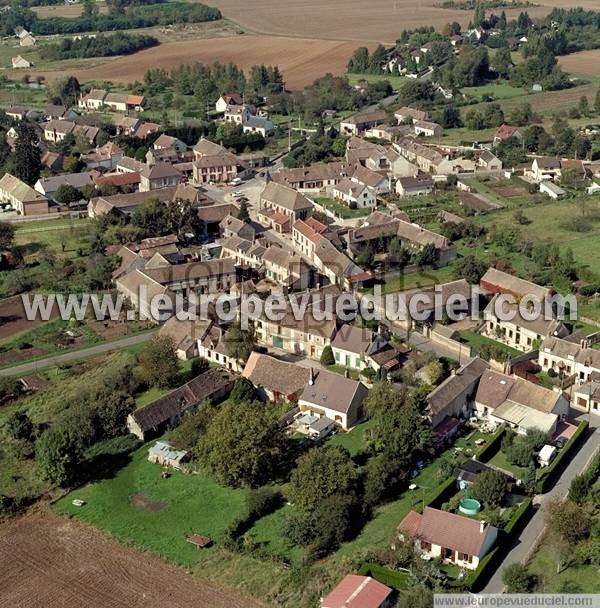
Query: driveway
[
  {"left": 0, "top": 331, "right": 156, "bottom": 378},
  {"left": 483, "top": 413, "right": 600, "bottom": 593}
]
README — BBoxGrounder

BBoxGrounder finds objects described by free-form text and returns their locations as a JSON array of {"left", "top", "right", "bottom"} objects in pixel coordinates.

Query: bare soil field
[
  {"left": 31, "top": 35, "right": 364, "bottom": 90},
  {"left": 0, "top": 295, "right": 58, "bottom": 341},
  {"left": 204, "top": 0, "right": 553, "bottom": 44},
  {"left": 0, "top": 512, "right": 265, "bottom": 608},
  {"left": 33, "top": 1, "right": 108, "bottom": 18},
  {"left": 559, "top": 49, "right": 600, "bottom": 77}
]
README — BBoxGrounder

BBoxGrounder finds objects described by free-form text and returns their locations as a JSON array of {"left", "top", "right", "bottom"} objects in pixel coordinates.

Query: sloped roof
[
  {"left": 301, "top": 369, "right": 368, "bottom": 415},
  {"left": 242, "top": 351, "right": 310, "bottom": 397},
  {"left": 322, "top": 575, "right": 392, "bottom": 608},
  {"left": 131, "top": 368, "right": 233, "bottom": 432},
  {"left": 399, "top": 507, "right": 496, "bottom": 557},
  {"left": 260, "top": 181, "right": 313, "bottom": 212}
]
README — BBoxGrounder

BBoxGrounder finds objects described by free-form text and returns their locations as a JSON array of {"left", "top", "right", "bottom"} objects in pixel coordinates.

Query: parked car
[
  {"left": 229, "top": 178, "right": 243, "bottom": 186},
  {"left": 553, "top": 436, "right": 567, "bottom": 449}
]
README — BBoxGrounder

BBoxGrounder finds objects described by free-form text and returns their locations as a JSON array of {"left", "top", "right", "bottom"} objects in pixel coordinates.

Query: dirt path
[{"left": 0, "top": 511, "right": 266, "bottom": 608}]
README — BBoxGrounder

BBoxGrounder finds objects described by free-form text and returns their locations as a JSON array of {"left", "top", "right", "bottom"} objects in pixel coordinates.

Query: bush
[
  {"left": 320, "top": 345, "right": 335, "bottom": 366},
  {"left": 190, "top": 357, "right": 209, "bottom": 377}
]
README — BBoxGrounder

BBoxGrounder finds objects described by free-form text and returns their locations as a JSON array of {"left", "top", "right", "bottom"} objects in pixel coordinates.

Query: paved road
[
  {"left": 0, "top": 331, "right": 156, "bottom": 378},
  {"left": 483, "top": 414, "right": 600, "bottom": 593}
]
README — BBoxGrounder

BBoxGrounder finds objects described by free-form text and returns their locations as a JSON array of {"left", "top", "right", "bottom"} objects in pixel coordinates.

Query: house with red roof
[
  {"left": 398, "top": 507, "right": 498, "bottom": 570},
  {"left": 493, "top": 124, "right": 523, "bottom": 146},
  {"left": 321, "top": 575, "right": 393, "bottom": 608}
]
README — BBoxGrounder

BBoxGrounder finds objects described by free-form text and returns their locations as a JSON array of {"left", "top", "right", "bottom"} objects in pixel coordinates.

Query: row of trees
[
  {"left": 45, "top": 32, "right": 159, "bottom": 61},
  {"left": 14, "top": 2, "right": 221, "bottom": 36}
]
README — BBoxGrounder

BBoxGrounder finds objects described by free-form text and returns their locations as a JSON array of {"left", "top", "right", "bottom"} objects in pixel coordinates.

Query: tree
[
  {"left": 0, "top": 221, "right": 15, "bottom": 250},
  {"left": 36, "top": 425, "right": 83, "bottom": 486},
  {"left": 229, "top": 377, "right": 256, "bottom": 404},
  {"left": 190, "top": 357, "right": 209, "bottom": 377},
  {"left": 578, "top": 95, "right": 590, "bottom": 117},
  {"left": 502, "top": 563, "right": 534, "bottom": 593},
  {"left": 472, "top": 469, "right": 507, "bottom": 507},
  {"left": 568, "top": 474, "right": 590, "bottom": 504},
  {"left": 54, "top": 184, "right": 83, "bottom": 205},
  {"left": 137, "top": 335, "right": 179, "bottom": 388},
  {"left": 465, "top": 109, "right": 485, "bottom": 131},
  {"left": 396, "top": 586, "right": 433, "bottom": 608},
  {"left": 3, "top": 409, "right": 33, "bottom": 442},
  {"left": 453, "top": 255, "right": 487, "bottom": 284},
  {"left": 198, "top": 400, "right": 287, "bottom": 487},
  {"left": 595, "top": 88, "right": 600, "bottom": 115},
  {"left": 237, "top": 199, "right": 249, "bottom": 221},
  {"left": 225, "top": 321, "right": 256, "bottom": 363},
  {"left": 364, "top": 380, "right": 405, "bottom": 419},
  {"left": 288, "top": 446, "right": 359, "bottom": 511},
  {"left": 14, "top": 122, "right": 41, "bottom": 185},
  {"left": 320, "top": 345, "right": 335, "bottom": 366},
  {"left": 545, "top": 499, "right": 591, "bottom": 545},
  {"left": 473, "top": 1, "right": 486, "bottom": 27}
]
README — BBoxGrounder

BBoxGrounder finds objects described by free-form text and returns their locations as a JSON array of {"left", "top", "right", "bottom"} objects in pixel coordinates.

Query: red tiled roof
[{"left": 322, "top": 575, "right": 392, "bottom": 608}]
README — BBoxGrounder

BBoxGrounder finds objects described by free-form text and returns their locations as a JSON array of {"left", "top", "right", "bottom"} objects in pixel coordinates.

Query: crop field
[
  {"left": 32, "top": 35, "right": 364, "bottom": 90},
  {"left": 204, "top": 0, "right": 553, "bottom": 44},
  {"left": 559, "top": 49, "right": 600, "bottom": 77},
  {"left": 0, "top": 512, "right": 263, "bottom": 608},
  {"left": 32, "top": 2, "right": 109, "bottom": 18}
]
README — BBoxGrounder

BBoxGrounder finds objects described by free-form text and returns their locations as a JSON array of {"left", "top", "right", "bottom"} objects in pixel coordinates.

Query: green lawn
[
  {"left": 15, "top": 218, "right": 92, "bottom": 260},
  {"left": 528, "top": 541, "right": 600, "bottom": 593},
  {"left": 373, "top": 266, "right": 456, "bottom": 295},
  {"left": 327, "top": 419, "right": 375, "bottom": 456},
  {"left": 488, "top": 450, "right": 529, "bottom": 480},
  {"left": 460, "top": 82, "right": 527, "bottom": 102},
  {"left": 54, "top": 445, "right": 249, "bottom": 567},
  {"left": 346, "top": 72, "right": 407, "bottom": 90},
  {"left": 314, "top": 197, "right": 372, "bottom": 220},
  {"left": 459, "top": 330, "right": 521, "bottom": 359}
]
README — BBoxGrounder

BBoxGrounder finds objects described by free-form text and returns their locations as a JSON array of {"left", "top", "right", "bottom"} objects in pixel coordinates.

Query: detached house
[
  {"left": 340, "top": 109, "right": 388, "bottom": 136},
  {"left": 331, "top": 178, "right": 377, "bottom": 209},
  {"left": 298, "top": 369, "right": 368, "bottom": 429},
  {"left": 321, "top": 575, "right": 393, "bottom": 608},
  {"left": 215, "top": 93, "right": 243, "bottom": 113},
  {"left": 493, "top": 124, "right": 523, "bottom": 146},
  {"left": 399, "top": 507, "right": 498, "bottom": 570},
  {"left": 528, "top": 157, "right": 561, "bottom": 182},
  {"left": 396, "top": 174, "right": 434, "bottom": 197}
]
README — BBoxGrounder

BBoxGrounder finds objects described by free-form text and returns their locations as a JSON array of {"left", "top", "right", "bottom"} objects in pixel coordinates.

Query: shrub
[{"left": 320, "top": 345, "right": 335, "bottom": 366}]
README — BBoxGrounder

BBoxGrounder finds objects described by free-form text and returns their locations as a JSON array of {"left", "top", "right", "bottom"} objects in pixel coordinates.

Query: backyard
[{"left": 54, "top": 446, "right": 250, "bottom": 567}]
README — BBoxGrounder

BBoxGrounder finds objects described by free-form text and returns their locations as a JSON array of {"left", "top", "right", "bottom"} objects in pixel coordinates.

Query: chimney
[
  {"left": 308, "top": 367, "right": 314, "bottom": 386},
  {"left": 479, "top": 520, "right": 486, "bottom": 534}
]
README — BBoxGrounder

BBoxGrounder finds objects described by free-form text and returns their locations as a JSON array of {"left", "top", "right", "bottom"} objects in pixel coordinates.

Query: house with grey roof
[{"left": 298, "top": 369, "right": 368, "bottom": 429}]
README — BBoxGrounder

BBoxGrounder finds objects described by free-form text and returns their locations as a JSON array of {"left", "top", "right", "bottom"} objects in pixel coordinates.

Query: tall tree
[
  {"left": 137, "top": 335, "right": 179, "bottom": 388},
  {"left": 13, "top": 122, "right": 41, "bottom": 185}
]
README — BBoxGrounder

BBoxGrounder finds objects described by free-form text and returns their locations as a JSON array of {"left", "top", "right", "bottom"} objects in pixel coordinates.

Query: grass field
[
  {"left": 461, "top": 81, "right": 527, "bottom": 102},
  {"left": 15, "top": 218, "right": 92, "bottom": 260},
  {"left": 54, "top": 445, "right": 250, "bottom": 567},
  {"left": 375, "top": 266, "right": 456, "bottom": 295},
  {"left": 314, "top": 197, "right": 372, "bottom": 219},
  {"left": 346, "top": 72, "right": 407, "bottom": 90}
]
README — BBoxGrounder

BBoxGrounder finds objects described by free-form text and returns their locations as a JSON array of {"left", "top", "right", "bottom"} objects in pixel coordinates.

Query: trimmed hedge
[
  {"left": 536, "top": 420, "right": 589, "bottom": 493},
  {"left": 477, "top": 426, "right": 506, "bottom": 463},
  {"left": 461, "top": 496, "right": 533, "bottom": 591},
  {"left": 357, "top": 563, "right": 410, "bottom": 591},
  {"left": 414, "top": 476, "right": 456, "bottom": 514}
]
